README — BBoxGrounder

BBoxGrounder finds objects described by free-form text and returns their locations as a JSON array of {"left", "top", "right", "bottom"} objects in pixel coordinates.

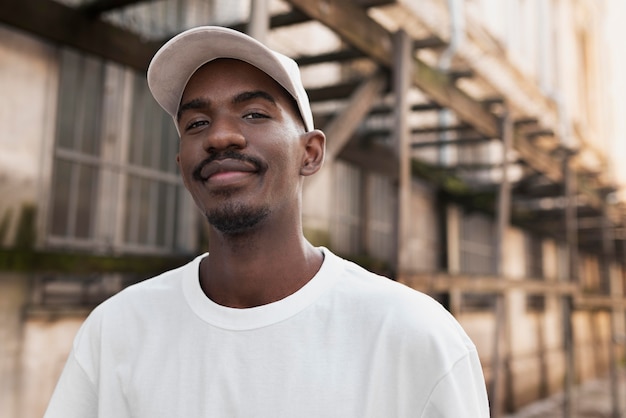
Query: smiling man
[{"left": 44, "top": 26, "right": 489, "bottom": 417}]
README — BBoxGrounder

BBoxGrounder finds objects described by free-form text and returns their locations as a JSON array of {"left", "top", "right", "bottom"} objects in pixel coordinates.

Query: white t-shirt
[{"left": 45, "top": 248, "right": 489, "bottom": 417}]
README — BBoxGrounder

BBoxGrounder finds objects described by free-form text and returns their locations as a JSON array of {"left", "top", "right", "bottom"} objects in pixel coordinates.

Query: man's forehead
[
  {"left": 188, "top": 59, "right": 279, "bottom": 87},
  {"left": 182, "top": 59, "right": 289, "bottom": 102}
]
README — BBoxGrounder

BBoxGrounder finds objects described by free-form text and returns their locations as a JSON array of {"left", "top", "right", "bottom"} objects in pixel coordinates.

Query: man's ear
[{"left": 300, "top": 129, "right": 326, "bottom": 176}]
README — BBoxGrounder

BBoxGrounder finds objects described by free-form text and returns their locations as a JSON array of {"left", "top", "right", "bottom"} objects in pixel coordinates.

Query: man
[{"left": 45, "top": 26, "right": 489, "bottom": 417}]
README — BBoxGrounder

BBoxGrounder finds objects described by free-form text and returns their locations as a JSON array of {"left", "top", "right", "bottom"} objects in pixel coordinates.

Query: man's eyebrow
[
  {"left": 177, "top": 91, "right": 278, "bottom": 122},
  {"left": 233, "top": 90, "right": 277, "bottom": 106},
  {"left": 177, "top": 98, "right": 210, "bottom": 122}
]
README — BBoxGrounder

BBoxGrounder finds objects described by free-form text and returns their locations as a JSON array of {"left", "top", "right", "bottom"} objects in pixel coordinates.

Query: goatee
[{"left": 205, "top": 202, "right": 270, "bottom": 235}]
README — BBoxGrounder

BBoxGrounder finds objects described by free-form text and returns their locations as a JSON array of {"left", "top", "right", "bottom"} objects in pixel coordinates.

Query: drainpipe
[
  {"left": 248, "top": 0, "right": 269, "bottom": 44},
  {"left": 437, "top": 0, "right": 465, "bottom": 166}
]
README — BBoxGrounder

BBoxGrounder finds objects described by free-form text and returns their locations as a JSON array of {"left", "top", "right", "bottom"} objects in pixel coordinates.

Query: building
[{"left": 0, "top": 0, "right": 625, "bottom": 417}]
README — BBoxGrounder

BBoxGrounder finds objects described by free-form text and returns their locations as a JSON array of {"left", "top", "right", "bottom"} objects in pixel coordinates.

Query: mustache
[{"left": 192, "top": 150, "right": 263, "bottom": 182}]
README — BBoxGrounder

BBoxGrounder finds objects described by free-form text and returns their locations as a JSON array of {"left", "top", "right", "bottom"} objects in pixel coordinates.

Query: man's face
[{"left": 176, "top": 59, "right": 309, "bottom": 235}]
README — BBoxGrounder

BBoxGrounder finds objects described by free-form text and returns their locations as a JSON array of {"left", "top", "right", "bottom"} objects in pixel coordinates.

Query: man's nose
[{"left": 202, "top": 115, "right": 246, "bottom": 152}]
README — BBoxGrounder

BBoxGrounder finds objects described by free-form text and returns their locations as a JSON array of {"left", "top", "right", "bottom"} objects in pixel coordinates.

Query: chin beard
[{"left": 205, "top": 202, "right": 270, "bottom": 235}]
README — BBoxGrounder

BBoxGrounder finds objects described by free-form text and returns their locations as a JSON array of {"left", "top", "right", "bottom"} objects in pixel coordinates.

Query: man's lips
[
  {"left": 200, "top": 158, "right": 257, "bottom": 180},
  {"left": 191, "top": 151, "right": 265, "bottom": 185}
]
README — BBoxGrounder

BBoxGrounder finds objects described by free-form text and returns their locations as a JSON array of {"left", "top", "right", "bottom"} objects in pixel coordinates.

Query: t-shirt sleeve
[
  {"left": 420, "top": 349, "right": 490, "bottom": 418},
  {"left": 43, "top": 349, "right": 98, "bottom": 418}
]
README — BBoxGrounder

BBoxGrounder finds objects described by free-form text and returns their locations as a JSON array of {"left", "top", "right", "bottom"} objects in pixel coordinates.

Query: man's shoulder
[
  {"left": 74, "top": 254, "right": 205, "bottom": 342},
  {"left": 327, "top": 249, "right": 475, "bottom": 349},
  {"left": 329, "top": 250, "right": 437, "bottom": 308},
  {"left": 90, "top": 253, "right": 205, "bottom": 314}
]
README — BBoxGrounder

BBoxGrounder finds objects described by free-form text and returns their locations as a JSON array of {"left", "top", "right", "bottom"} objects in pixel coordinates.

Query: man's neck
[{"left": 199, "top": 228, "right": 323, "bottom": 308}]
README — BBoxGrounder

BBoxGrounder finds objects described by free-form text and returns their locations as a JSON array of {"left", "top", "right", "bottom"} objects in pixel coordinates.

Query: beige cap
[{"left": 147, "top": 26, "right": 314, "bottom": 133}]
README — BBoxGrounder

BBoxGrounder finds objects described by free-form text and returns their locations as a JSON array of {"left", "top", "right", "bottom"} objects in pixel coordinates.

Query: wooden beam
[
  {"left": 393, "top": 30, "right": 413, "bottom": 274},
  {"left": 526, "top": 128, "right": 555, "bottom": 139},
  {"left": 295, "top": 49, "right": 366, "bottom": 66},
  {"left": 513, "top": 183, "right": 564, "bottom": 198},
  {"left": 307, "top": 81, "right": 361, "bottom": 102},
  {"left": 78, "top": 0, "right": 148, "bottom": 16},
  {"left": 449, "top": 69, "right": 475, "bottom": 81},
  {"left": 285, "top": 0, "right": 393, "bottom": 66},
  {"left": 411, "top": 137, "right": 492, "bottom": 148},
  {"left": 230, "top": 9, "right": 311, "bottom": 33},
  {"left": 285, "top": 0, "right": 499, "bottom": 135},
  {"left": 368, "top": 101, "right": 442, "bottom": 116},
  {"left": 285, "top": 0, "right": 586, "bottom": 203},
  {"left": 492, "top": 111, "right": 514, "bottom": 418},
  {"left": 413, "top": 36, "right": 447, "bottom": 50},
  {"left": 338, "top": 139, "right": 398, "bottom": 180},
  {"left": 354, "top": 0, "right": 398, "bottom": 6},
  {"left": 411, "top": 123, "right": 473, "bottom": 134},
  {"left": 449, "top": 162, "right": 517, "bottom": 171},
  {"left": 562, "top": 153, "right": 576, "bottom": 417},
  {"left": 323, "top": 72, "right": 387, "bottom": 160},
  {"left": 513, "top": 130, "right": 563, "bottom": 183},
  {"left": 0, "top": 0, "right": 161, "bottom": 71},
  {"left": 575, "top": 295, "right": 626, "bottom": 310},
  {"left": 397, "top": 273, "right": 579, "bottom": 295}
]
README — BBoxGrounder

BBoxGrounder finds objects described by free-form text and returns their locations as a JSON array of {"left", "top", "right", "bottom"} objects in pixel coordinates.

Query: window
[
  {"left": 30, "top": 273, "right": 143, "bottom": 308},
  {"left": 365, "top": 172, "right": 395, "bottom": 265},
  {"left": 331, "top": 161, "right": 362, "bottom": 255},
  {"left": 459, "top": 211, "right": 496, "bottom": 275},
  {"left": 331, "top": 162, "right": 396, "bottom": 266},
  {"left": 525, "top": 232, "right": 545, "bottom": 311},
  {"left": 49, "top": 51, "right": 104, "bottom": 241},
  {"left": 459, "top": 210, "right": 497, "bottom": 311},
  {"left": 48, "top": 49, "right": 194, "bottom": 254}
]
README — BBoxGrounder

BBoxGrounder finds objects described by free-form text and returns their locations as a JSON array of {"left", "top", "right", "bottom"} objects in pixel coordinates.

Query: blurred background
[{"left": 1, "top": 0, "right": 625, "bottom": 417}]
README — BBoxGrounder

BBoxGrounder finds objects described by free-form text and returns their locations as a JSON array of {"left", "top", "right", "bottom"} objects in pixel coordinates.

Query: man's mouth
[
  {"left": 200, "top": 159, "right": 258, "bottom": 181},
  {"left": 192, "top": 152, "right": 263, "bottom": 183}
]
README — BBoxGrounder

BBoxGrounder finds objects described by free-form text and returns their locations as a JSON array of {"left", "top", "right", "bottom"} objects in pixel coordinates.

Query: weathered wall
[
  {"left": 0, "top": 273, "right": 88, "bottom": 418},
  {"left": 18, "top": 314, "right": 85, "bottom": 418},
  {"left": 0, "top": 273, "right": 30, "bottom": 418},
  {"left": 405, "top": 178, "right": 440, "bottom": 272},
  {"left": 0, "top": 24, "right": 58, "bottom": 248},
  {"left": 302, "top": 159, "right": 333, "bottom": 247},
  {"left": 1, "top": 0, "right": 625, "bottom": 416}
]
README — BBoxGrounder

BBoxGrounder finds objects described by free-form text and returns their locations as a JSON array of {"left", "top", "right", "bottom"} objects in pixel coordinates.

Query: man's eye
[
  {"left": 243, "top": 112, "right": 269, "bottom": 120},
  {"left": 186, "top": 120, "right": 209, "bottom": 130}
]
